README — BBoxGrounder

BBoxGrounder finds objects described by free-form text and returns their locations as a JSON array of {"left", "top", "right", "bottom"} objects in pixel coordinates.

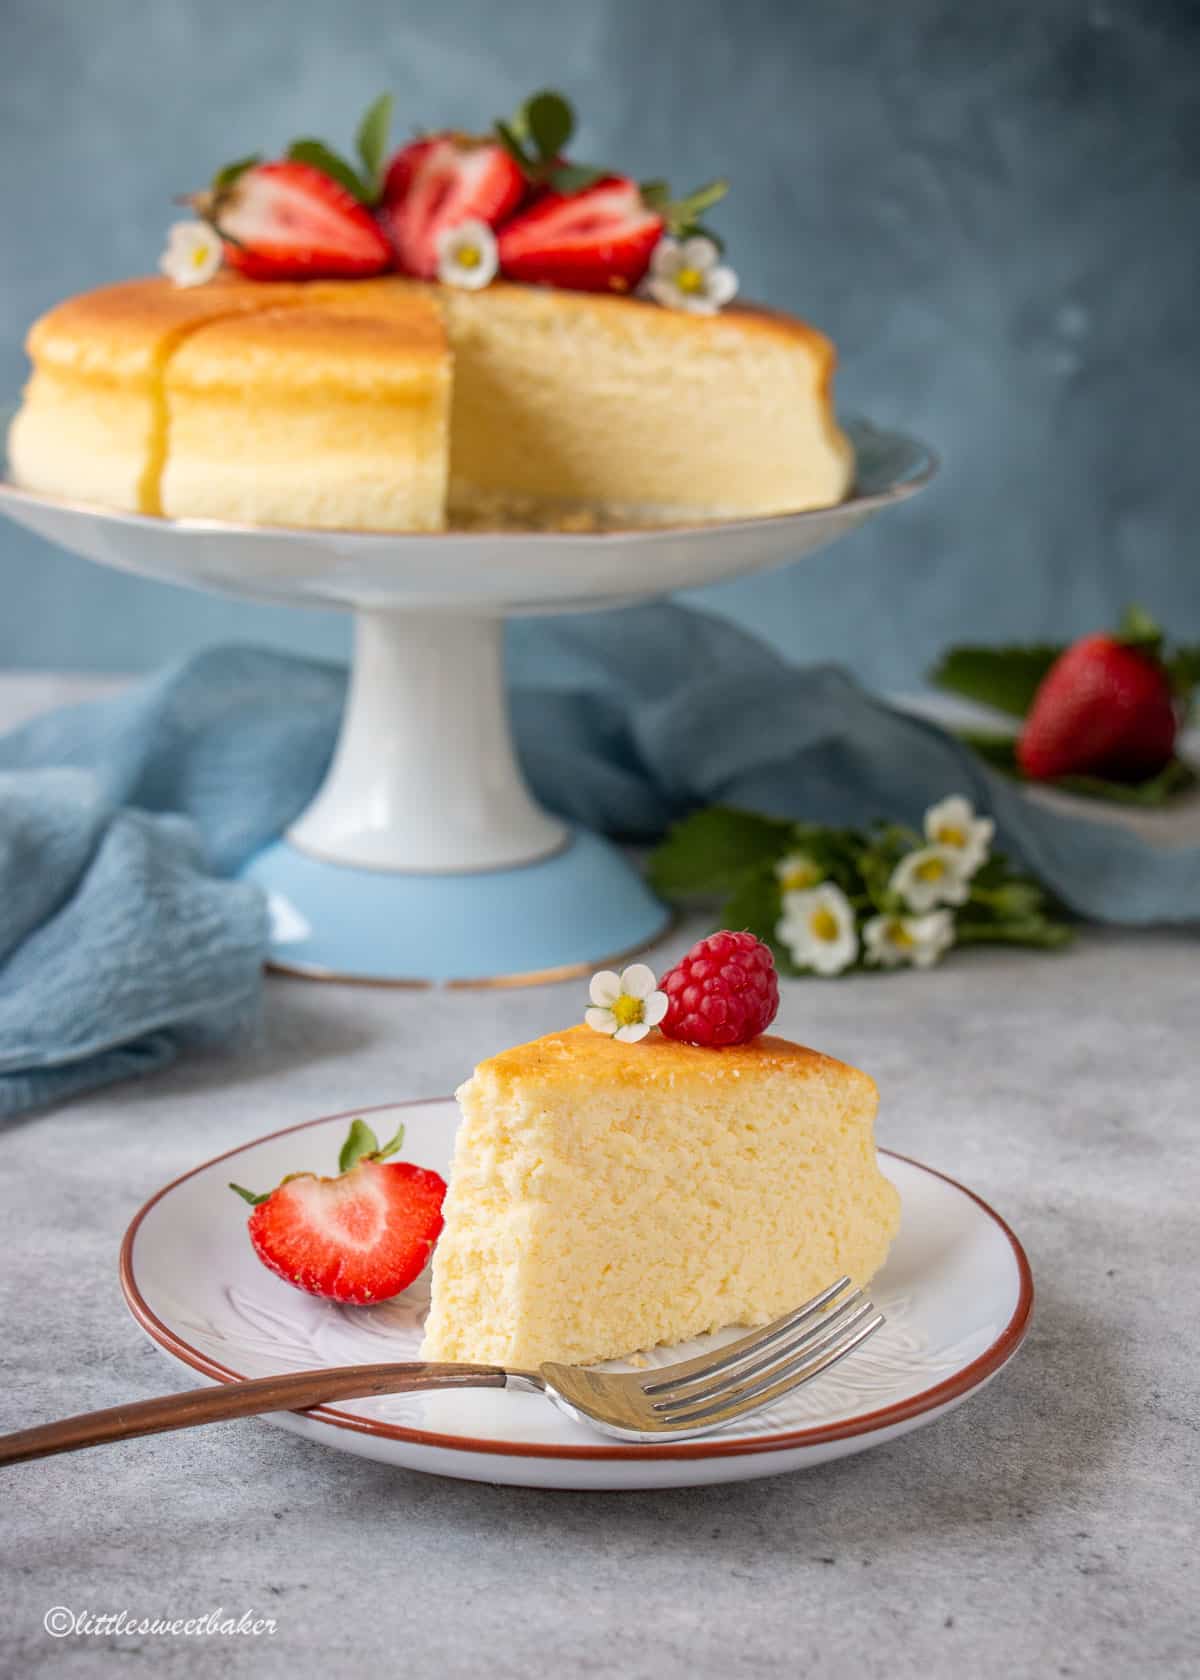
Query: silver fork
[{"left": 0, "top": 1278, "right": 882, "bottom": 1464}]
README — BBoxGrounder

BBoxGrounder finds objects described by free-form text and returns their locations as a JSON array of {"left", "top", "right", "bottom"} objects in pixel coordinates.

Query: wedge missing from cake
[{"left": 420, "top": 1025, "right": 900, "bottom": 1370}]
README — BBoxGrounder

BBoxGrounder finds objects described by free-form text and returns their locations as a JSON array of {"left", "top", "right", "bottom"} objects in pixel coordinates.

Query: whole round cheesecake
[{"left": 8, "top": 274, "right": 854, "bottom": 532}]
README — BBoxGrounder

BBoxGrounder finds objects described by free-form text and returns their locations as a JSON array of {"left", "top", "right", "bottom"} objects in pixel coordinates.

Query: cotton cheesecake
[
  {"left": 421, "top": 1024, "right": 900, "bottom": 1369},
  {"left": 8, "top": 275, "right": 854, "bottom": 531}
]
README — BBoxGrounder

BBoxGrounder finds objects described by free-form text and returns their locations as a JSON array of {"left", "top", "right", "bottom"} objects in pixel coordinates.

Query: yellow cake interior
[
  {"left": 162, "top": 296, "right": 451, "bottom": 531},
  {"left": 420, "top": 1025, "right": 900, "bottom": 1369},
  {"left": 8, "top": 276, "right": 854, "bottom": 531}
]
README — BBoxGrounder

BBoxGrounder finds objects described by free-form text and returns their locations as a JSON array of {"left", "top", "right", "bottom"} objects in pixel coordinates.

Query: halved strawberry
[
  {"left": 231, "top": 1118, "right": 445, "bottom": 1304},
  {"left": 496, "top": 175, "right": 664, "bottom": 293},
  {"left": 201, "top": 160, "right": 391, "bottom": 281},
  {"left": 382, "top": 135, "right": 525, "bottom": 279}
]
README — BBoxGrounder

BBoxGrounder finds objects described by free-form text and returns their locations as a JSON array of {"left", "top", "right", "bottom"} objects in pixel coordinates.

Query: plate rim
[{"left": 119, "top": 1098, "right": 1032, "bottom": 1464}]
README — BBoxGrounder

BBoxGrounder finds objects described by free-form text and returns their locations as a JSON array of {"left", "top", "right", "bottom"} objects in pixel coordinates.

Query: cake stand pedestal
[
  {"left": 246, "top": 609, "right": 666, "bottom": 983},
  {"left": 0, "top": 418, "right": 935, "bottom": 983}
]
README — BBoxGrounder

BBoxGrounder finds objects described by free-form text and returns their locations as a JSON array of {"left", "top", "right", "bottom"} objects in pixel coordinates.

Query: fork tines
[{"left": 643, "top": 1277, "right": 884, "bottom": 1428}]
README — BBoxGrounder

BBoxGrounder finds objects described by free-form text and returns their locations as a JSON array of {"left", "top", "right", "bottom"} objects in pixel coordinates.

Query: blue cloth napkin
[{"left": 1, "top": 602, "right": 1196, "bottom": 1117}]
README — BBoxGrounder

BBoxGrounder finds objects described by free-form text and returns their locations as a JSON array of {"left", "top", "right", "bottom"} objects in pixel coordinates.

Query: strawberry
[
  {"left": 382, "top": 135, "right": 525, "bottom": 279},
  {"left": 231, "top": 1118, "right": 445, "bottom": 1305},
  {"left": 496, "top": 175, "right": 664, "bottom": 293},
  {"left": 1016, "top": 630, "right": 1178, "bottom": 782},
  {"left": 199, "top": 159, "right": 391, "bottom": 281}
]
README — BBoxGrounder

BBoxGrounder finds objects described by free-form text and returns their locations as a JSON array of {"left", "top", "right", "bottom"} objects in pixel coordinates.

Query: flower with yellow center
[
  {"left": 584, "top": 963, "right": 668, "bottom": 1044},
  {"left": 159, "top": 221, "right": 223, "bottom": 288},
  {"left": 890, "top": 845, "right": 971, "bottom": 913},
  {"left": 436, "top": 218, "right": 499, "bottom": 291},
  {"left": 776, "top": 883, "right": 859, "bottom": 976},
  {"left": 774, "top": 851, "right": 823, "bottom": 894},
  {"left": 864, "top": 911, "right": 954, "bottom": 970},
  {"left": 923, "top": 795, "right": 994, "bottom": 877},
  {"left": 643, "top": 235, "right": 739, "bottom": 316}
]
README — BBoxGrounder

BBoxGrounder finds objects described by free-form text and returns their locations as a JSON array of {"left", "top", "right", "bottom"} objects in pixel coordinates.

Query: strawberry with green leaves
[
  {"left": 1016, "top": 609, "right": 1183, "bottom": 783},
  {"left": 933, "top": 606, "right": 1200, "bottom": 798},
  {"left": 193, "top": 95, "right": 398, "bottom": 281},
  {"left": 491, "top": 91, "right": 729, "bottom": 294},
  {"left": 231, "top": 1117, "right": 446, "bottom": 1305}
]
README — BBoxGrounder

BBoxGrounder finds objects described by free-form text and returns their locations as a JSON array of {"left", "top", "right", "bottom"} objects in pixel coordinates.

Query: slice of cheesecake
[{"left": 421, "top": 1024, "right": 900, "bottom": 1369}]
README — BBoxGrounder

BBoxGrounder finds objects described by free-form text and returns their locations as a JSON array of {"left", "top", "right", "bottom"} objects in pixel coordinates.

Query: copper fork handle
[{"left": 0, "top": 1362, "right": 508, "bottom": 1466}]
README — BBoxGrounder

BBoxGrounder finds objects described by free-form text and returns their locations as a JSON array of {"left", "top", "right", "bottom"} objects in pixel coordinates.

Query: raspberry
[{"left": 659, "top": 930, "right": 779, "bottom": 1048}]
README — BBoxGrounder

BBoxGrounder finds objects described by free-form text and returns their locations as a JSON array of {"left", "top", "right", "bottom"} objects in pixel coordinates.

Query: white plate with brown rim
[{"left": 120, "top": 1098, "right": 1032, "bottom": 1491}]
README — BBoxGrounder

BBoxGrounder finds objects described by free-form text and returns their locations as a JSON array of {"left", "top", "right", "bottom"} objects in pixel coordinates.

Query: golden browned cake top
[
  {"left": 27, "top": 274, "right": 835, "bottom": 380},
  {"left": 25, "top": 276, "right": 308, "bottom": 375},
  {"left": 474, "top": 1023, "right": 872, "bottom": 1094},
  {"left": 165, "top": 298, "right": 448, "bottom": 392},
  {"left": 435, "top": 277, "right": 837, "bottom": 365}
]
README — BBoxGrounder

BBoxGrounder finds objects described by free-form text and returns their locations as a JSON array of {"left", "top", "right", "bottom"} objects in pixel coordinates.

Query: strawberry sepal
[{"left": 229, "top": 1182, "right": 270, "bottom": 1206}]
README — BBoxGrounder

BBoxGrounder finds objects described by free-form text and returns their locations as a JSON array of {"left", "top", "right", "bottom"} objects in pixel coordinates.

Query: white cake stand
[{"left": 0, "top": 419, "right": 935, "bottom": 983}]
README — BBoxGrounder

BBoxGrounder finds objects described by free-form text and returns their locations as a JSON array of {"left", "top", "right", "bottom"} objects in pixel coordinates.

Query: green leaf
[
  {"left": 547, "top": 161, "right": 608, "bottom": 194},
  {"left": 521, "top": 90, "right": 574, "bottom": 160},
  {"left": 721, "top": 865, "right": 789, "bottom": 965},
  {"left": 287, "top": 138, "right": 370, "bottom": 203},
  {"left": 673, "top": 178, "right": 729, "bottom": 220},
  {"left": 211, "top": 153, "right": 261, "bottom": 193},
  {"left": 1116, "top": 602, "right": 1162, "bottom": 655},
  {"left": 857, "top": 841, "right": 901, "bottom": 913},
  {"left": 957, "top": 728, "right": 1021, "bottom": 770},
  {"left": 638, "top": 178, "right": 670, "bottom": 209},
  {"left": 372, "top": 1123, "right": 407, "bottom": 1162},
  {"left": 229, "top": 1182, "right": 270, "bottom": 1206},
  {"left": 648, "top": 806, "right": 795, "bottom": 898},
  {"left": 659, "top": 179, "right": 729, "bottom": 238},
  {"left": 954, "top": 917, "right": 1073, "bottom": 950},
  {"left": 959, "top": 728, "right": 1198, "bottom": 807},
  {"left": 355, "top": 92, "right": 394, "bottom": 198},
  {"left": 338, "top": 1118, "right": 380, "bottom": 1173},
  {"left": 930, "top": 644, "right": 1062, "bottom": 718},
  {"left": 1168, "top": 644, "right": 1200, "bottom": 697},
  {"left": 969, "top": 879, "right": 1046, "bottom": 918},
  {"left": 494, "top": 117, "right": 533, "bottom": 170}
]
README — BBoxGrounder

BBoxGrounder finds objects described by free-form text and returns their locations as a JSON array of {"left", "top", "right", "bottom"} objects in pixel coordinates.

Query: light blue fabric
[{"left": 1, "top": 603, "right": 1196, "bottom": 1117}]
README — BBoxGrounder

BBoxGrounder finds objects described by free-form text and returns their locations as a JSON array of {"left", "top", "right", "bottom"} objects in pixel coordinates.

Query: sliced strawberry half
[
  {"left": 205, "top": 160, "right": 391, "bottom": 281},
  {"left": 382, "top": 135, "right": 525, "bottom": 279},
  {"left": 496, "top": 175, "right": 664, "bottom": 293},
  {"left": 231, "top": 1119, "right": 446, "bottom": 1304}
]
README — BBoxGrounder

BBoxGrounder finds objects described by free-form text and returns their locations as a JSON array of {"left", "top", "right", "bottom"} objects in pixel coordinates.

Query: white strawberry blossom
[
  {"left": 643, "top": 235, "right": 738, "bottom": 315},
  {"left": 159, "top": 220, "right": 223, "bottom": 288},
  {"left": 864, "top": 910, "right": 955, "bottom": 971},
  {"left": 890, "top": 845, "right": 971, "bottom": 913},
  {"left": 777, "top": 883, "right": 859, "bottom": 976},
  {"left": 774, "top": 851, "right": 823, "bottom": 893},
  {"left": 436, "top": 219, "right": 499, "bottom": 290},
  {"left": 924, "top": 795, "right": 994, "bottom": 877},
  {"left": 585, "top": 963, "right": 668, "bottom": 1044}
]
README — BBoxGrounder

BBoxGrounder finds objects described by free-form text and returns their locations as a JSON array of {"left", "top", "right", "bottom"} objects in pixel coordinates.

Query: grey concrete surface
[
  {"left": 3, "top": 0, "right": 1199, "bottom": 680},
  {"left": 2, "top": 868, "right": 1197, "bottom": 1674}
]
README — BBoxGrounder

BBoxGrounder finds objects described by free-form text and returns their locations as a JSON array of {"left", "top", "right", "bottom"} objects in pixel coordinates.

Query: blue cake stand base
[{"left": 242, "top": 830, "right": 672, "bottom": 986}]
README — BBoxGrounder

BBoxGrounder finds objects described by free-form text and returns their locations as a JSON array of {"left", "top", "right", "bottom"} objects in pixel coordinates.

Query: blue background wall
[{"left": 1, "top": 0, "right": 1196, "bottom": 686}]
